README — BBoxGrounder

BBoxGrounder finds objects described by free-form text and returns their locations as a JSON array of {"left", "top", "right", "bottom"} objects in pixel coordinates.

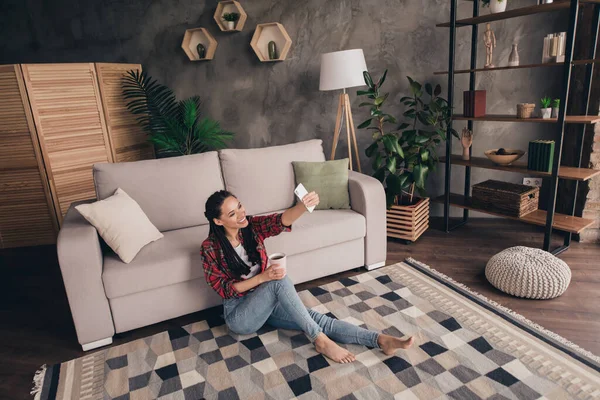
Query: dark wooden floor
[{"left": 1, "top": 218, "right": 599, "bottom": 399}]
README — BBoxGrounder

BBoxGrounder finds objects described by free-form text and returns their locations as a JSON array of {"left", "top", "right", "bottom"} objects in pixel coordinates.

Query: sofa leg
[
  {"left": 82, "top": 337, "right": 113, "bottom": 351},
  {"left": 365, "top": 261, "right": 385, "bottom": 271}
]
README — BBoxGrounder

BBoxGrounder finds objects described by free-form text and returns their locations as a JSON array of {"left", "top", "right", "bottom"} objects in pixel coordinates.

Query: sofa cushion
[
  {"left": 76, "top": 188, "right": 164, "bottom": 264},
  {"left": 219, "top": 140, "right": 325, "bottom": 215},
  {"left": 292, "top": 159, "right": 351, "bottom": 210},
  {"left": 103, "top": 209, "right": 365, "bottom": 299},
  {"left": 103, "top": 225, "right": 209, "bottom": 299},
  {"left": 94, "top": 152, "right": 224, "bottom": 232},
  {"left": 264, "top": 209, "right": 365, "bottom": 257}
]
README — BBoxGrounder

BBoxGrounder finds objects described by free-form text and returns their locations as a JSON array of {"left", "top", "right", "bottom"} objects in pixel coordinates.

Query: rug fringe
[
  {"left": 404, "top": 257, "right": 600, "bottom": 365},
  {"left": 31, "top": 364, "right": 46, "bottom": 400}
]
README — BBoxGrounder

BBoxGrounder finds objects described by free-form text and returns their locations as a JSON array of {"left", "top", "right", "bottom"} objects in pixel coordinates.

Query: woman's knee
[
  {"left": 264, "top": 275, "right": 293, "bottom": 290},
  {"left": 226, "top": 321, "right": 258, "bottom": 336}
]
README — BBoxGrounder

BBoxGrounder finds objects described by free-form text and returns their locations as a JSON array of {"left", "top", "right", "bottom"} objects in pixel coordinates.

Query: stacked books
[
  {"left": 527, "top": 140, "right": 555, "bottom": 173},
  {"left": 463, "top": 90, "right": 486, "bottom": 117}
]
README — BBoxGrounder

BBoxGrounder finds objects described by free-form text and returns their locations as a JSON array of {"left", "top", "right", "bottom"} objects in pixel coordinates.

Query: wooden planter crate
[
  {"left": 471, "top": 179, "right": 539, "bottom": 217},
  {"left": 386, "top": 198, "right": 429, "bottom": 241}
]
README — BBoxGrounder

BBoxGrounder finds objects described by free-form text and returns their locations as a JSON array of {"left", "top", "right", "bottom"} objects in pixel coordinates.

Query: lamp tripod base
[{"left": 330, "top": 92, "right": 362, "bottom": 172}]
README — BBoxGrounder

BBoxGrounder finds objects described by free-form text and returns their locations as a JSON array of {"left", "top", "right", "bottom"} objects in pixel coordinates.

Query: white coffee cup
[{"left": 268, "top": 253, "right": 287, "bottom": 274}]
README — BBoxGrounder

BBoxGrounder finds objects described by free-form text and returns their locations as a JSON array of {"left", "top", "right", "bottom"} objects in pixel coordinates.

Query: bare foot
[
  {"left": 314, "top": 333, "right": 355, "bottom": 363},
  {"left": 378, "top": 334, "right": 414, "bottom": 356}
]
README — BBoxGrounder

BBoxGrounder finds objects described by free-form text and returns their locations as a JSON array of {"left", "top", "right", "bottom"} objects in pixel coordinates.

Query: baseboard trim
[
  {"left": 365, "top": 261, "right": 385, "bottom": 271},
  {"left": 82, "top": 337, "right": 113, "bottom": 351}
]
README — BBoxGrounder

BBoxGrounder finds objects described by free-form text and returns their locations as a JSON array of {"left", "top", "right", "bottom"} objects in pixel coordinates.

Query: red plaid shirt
[{"left": 201, "top": 213, "right": 292, "bottom": 299}]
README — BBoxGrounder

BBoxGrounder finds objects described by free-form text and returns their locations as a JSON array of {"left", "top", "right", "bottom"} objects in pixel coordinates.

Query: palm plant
[{"left": 122, "top": 70, "right": 234, "bottom": 156}]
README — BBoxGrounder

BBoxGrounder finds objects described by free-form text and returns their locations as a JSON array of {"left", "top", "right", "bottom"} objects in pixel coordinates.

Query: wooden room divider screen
[{"left": 0, "top": 63, "right": 154, "bottom": 249}]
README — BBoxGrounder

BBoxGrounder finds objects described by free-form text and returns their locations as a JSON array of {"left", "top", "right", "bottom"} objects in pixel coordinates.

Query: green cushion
[{"left": 292, "top": 159, "right": 350, "bottom": 210}]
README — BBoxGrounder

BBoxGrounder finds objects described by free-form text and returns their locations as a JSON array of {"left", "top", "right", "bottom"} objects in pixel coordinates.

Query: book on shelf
[
  {"left": 546, "top": 140, "right": 555, "bottom": 173},
  {"left": 462, "top": 90, "right": 486, "bottom": 117},
  {"left": 540, "top": 141, "right": 548, "bottom": 172},
  {"left": 527, "top": 139, "right": 555, "bottom": 172}
]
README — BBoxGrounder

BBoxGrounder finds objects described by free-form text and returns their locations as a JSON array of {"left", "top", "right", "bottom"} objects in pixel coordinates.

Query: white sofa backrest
[
  {"left": 219, "top": 139, "right": 326, "bottom": 215},
  {"left": 93, "top": 152, "right": 224, "bottom": 232}
]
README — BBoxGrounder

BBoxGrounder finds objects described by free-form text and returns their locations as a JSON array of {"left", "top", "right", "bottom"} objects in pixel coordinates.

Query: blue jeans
[{"left": 222, "top": 276, "right": 380, "bottom": 348}]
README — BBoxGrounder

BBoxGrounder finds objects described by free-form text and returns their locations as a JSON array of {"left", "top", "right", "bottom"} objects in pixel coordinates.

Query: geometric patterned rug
[{"left": 32, "top": 259, "right": 600, "bottom": 399}]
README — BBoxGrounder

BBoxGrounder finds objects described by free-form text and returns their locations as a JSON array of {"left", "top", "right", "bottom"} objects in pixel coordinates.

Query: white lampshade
[{"left": 319, "top": 49, "right": 368, "bottom": 91}]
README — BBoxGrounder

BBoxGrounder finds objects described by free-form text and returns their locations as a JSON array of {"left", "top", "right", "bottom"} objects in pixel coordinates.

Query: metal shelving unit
[{"left": 438, "top": 0, "right": 600, "bottom": 255}]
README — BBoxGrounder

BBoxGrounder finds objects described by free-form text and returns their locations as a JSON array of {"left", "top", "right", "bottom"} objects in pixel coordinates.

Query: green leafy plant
[
  {"left": 540, "top": 96, "right": 552, "bottom": 109},
  {"left": 122, "top": 70, "right": 234, "bottom": 156},
  {"left": 481, "top": 0, "right": 503, "bottom": 6},
  {"left": 552, "top": 98, "right": 560, "bottom": 108},
  {"left": 359, "top": 71, "right": 457, "bottom": 208},
  {"left": 222, "top": 12, "right": 240, "bottom": 22}
]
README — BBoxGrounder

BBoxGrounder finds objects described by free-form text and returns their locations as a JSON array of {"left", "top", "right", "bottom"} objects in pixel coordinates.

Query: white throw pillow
[{"left": 75, "top": 188, "right": 163, "bottom": 263}]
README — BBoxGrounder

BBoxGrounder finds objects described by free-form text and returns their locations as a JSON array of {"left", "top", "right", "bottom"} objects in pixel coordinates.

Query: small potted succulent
[
  {"left": 222, "top": 12, "right": 240, "bottom": 30},
  {"left": 482, "top": 0, "right": 507, "bottom": 13},
  {"left": 551, "top": 98, "right": 560, "bottom": 118},
  {"left": 540, "top": 96, "right": 552, "bottom": 119}
]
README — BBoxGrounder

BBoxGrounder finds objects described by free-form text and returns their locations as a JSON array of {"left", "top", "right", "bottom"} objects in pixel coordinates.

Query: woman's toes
[{"left": 343, "top": 352, "right": 355, "bottom": 363}]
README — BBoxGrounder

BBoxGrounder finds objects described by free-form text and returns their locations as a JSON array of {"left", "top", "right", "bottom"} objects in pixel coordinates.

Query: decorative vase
[
  {"left": 551, "top": 107, "right": 559, "bottom": 118},
  {"left": 268, "top": 41, "right": 278, "bottom": 60},
  {"left": 541, "top": 108, "right": 552, "bottom": 119},
  {"left": 508, "top": 43, "right": 519, "bottom": 66},
  {"left": 489, "top": 0, "right": 507, "bottom": 13},
  {"left": 196, "top": 43, "right": 206, "bottom": 59},
  {"left": 226, "top": 21, "right": 235, "bottom": 30}
]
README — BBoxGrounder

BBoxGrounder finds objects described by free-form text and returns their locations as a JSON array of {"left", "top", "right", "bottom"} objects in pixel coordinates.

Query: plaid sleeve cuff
[
  {"left": 223, "top": 278, "right": 242, "bottom": 299},
  {"left": 276, "top": 213, "right": 292, "bottom": 233}
]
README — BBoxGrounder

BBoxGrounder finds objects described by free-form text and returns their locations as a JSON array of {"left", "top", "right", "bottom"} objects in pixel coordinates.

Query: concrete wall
[{"left": 1, "top": 0, "right": 566, "bottom": 216}]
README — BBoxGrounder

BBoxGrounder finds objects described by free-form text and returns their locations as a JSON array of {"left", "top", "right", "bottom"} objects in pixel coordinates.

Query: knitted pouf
[{"left": 485, "top": 246, "right": 571, "bottom": 299}]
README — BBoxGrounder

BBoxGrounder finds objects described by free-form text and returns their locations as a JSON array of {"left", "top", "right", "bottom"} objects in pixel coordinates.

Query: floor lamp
[{"left": 319, "top": 49, "right": 368, "bottom": 172}]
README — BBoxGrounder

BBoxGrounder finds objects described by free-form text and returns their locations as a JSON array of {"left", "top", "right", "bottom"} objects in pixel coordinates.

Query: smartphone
[{"left": 294, "top": 183, "right": 315, "bottom": 213}]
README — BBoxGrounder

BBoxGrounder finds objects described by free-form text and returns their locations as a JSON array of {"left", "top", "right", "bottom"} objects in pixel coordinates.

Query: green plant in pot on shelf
[
  {"left": 122, "top": 70, "right": 234, "bottom": 158},
  {"left": 481, "top": 0, "right": 507, "bottom": 14},
  {"left": 222, "top": 12, "right": 240, "bottom": 30},
  {"left": 540, "top": 96, "right": 552, "bottom": 119},
  {"left": 358, "top": 70, "right": 456, "bottom": 209},
  {"left": 552, "top": 98, "right": 560, "bottom": 118},
  {"left": 196, "top": 43, "right": 206, "bottom": 59}
]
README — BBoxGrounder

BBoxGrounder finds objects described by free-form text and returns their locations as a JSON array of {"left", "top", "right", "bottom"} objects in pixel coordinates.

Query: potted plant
[
  {"left": 551, "top": 98, "right": 560, "bottom": 118},
  {"left": 358, "top": 71, "right": 456, "bottom": 242},
  {"left": 122, "top": 70, "right": 234, "bottom": 158},
  {"left": 482, "top": 0, "right": 507, "bottom": 13},
  {"left": 222, "top": 12, "right": 240, "bottom": 30},
  {"left": 540, "top": 96, "right": 552, "bottom": 119}
]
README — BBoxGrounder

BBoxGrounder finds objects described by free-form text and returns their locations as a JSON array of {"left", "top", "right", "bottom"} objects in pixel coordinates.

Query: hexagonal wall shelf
[
  {"left": 181, "top": 28, "right": 217, "bottom": 61},
  {"left": 214, "top": 1, "right": 247, "bottom": 32},
  {"left": 250, "top": 23, "right": 292, "bottom": 62}
]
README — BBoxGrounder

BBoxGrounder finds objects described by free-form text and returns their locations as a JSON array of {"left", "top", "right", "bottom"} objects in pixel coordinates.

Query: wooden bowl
[{"left": 484, "top": 149, "right": 525, "bottom": 165}]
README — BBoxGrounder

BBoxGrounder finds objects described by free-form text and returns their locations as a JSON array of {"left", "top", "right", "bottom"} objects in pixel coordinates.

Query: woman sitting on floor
[{"left": 201, "top": 190, "right": 414, "bottom": 364}]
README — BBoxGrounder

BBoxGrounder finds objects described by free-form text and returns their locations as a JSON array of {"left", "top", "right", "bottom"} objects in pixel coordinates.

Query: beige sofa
[{"left": 57, "top": 140, "right": 386, "bottom": 351}]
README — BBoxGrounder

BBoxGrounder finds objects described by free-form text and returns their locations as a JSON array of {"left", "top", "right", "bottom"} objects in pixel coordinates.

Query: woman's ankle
[{"left": 314, "top": 332, "right": 328, "bottom": 345}]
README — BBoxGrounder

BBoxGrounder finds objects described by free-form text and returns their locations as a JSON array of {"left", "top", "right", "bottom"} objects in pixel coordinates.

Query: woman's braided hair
[{"left": 204, "top": 190, "right": 260, "bottom": 278}]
